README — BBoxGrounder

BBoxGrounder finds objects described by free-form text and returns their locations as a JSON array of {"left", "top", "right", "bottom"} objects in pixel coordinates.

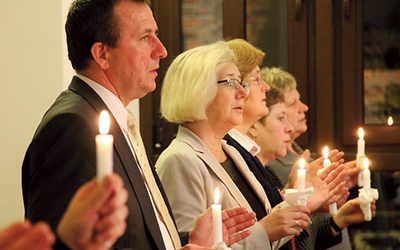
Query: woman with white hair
[{"left": 156, "top": 41, "right": 311, "bottom": 250}]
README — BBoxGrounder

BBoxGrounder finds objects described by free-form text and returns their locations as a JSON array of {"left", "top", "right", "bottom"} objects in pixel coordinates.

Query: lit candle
[
  {"left": 323, "top": 146, "right": 331, "bottom": 169},
  {"left": 357, "top": 127, "right": 365, "bottom": 156},
  {"left": 297, "top": 158, "right": 306, "bottom": 192},
  {"left": 212, "top": 187, "right": 223, "bottom": 244},
  {"left": 388, "top": 116, "right": 393, "bottom": 126},
  {"left": 357, "top": 127, "right": 366, "bottom": 187},
  {"left": 96, "top": 110, "right": 114, "bottom": 183},
  {"left": 363, "top": 158, "right": 371, "bottom": 190},
  {"left": 322, "top": 146, "right": 337, "bottom": 214}
]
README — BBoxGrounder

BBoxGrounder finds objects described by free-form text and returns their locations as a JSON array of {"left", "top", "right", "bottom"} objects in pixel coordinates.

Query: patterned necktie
[{"left": 127, "top": 110, "right": 181, "bottom": 249}]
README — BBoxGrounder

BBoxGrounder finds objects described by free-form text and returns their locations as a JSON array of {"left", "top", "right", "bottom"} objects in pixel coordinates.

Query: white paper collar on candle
[
  {"left": 359, "top": 188, "right": 379, "bottom": 221},
  {"left": 283, "top": 187, "right": 314, "bottom": 206}
]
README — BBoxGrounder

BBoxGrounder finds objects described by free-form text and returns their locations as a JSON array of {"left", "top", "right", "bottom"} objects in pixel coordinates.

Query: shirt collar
[
  {"left": 76, "top": 74, "right": 128, "bottom": 131},
  {"left": 228, "top": 128, "right": 260, "bottom": 156}
]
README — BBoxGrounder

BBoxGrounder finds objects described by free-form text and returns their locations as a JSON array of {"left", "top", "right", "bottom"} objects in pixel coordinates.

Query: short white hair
[{"left": 161, "top": 41, "right": 236, "bottom": 124}]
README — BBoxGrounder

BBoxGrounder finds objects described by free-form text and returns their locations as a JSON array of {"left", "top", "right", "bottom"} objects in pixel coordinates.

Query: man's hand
[{"left": 57, "top": 174, "right": 128, "bottom": 250}]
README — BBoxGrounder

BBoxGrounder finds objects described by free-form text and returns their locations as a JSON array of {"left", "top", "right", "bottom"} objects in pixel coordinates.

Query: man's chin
[{"left": 146, "top": 81, "right": 157, "bottom": 92}]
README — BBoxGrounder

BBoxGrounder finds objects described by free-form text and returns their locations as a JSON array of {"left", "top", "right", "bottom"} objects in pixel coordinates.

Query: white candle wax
[
  {"left": 357, "top": 154, "right": 366, "bottom": 187},
  {"left": 363, "top": 158, "right": 371, "bottom": 190},
  {"left": 322, "top": 146, "right": 337, "bottom": 214},
  {"left": 297, "top": 158, "right": 306, "bottom": 192},
  {"left": 357, "top": 127, "right": 365, "bottom": 156},
  {"left": 212, "top": 188, "right": 223, "bottom": 244},
  {"left": 96, "top": 110, "right": 114, "bottom": 183},
  {"left": 329, "top": 203, "right": 338, "bottom": 215}
]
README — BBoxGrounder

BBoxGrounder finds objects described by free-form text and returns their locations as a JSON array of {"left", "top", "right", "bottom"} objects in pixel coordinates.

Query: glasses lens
[
  {"left": 226, "top": 79, "right": 238, "bottom": 89},
  {"left": 219, "top": 79, "right": 250, "bottom": 93}
]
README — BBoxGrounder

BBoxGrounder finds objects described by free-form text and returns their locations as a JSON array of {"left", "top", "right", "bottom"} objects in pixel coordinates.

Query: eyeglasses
[
  {"left": 247, "top": 74, "right": 262, "bottom": 85},
  {"left": 217, "top": 79, "right": 250, "bottom": 93}
]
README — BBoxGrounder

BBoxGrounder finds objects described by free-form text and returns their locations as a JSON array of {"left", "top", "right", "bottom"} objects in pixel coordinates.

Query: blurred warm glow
[{"left": 388, "top": 116, "right": 393, "bottom": 126}]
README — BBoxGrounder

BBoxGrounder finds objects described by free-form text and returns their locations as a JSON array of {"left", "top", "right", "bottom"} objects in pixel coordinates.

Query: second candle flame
[
  {"left": 298, "top": 158, "right": 305, "bottom": 169},
  {"left": 99, "top": 110, "right": 110, "bottom": 134},
  {"left": 358, "top": 127, "right": 364, "bottom": 140},
  {"left": 214, "top": 187, "right": 220, "bottom": 204},
  {"left": 323, "top": 146, "right": 329, "bottom": 159}
]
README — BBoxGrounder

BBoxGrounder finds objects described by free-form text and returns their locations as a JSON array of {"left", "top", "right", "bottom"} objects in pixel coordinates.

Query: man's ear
[
  {"left": 90, "top": 42, "right": 109, "bottom": 69},
  {"left": 247, "top": 123, "right": 258, "bottom": 141}
]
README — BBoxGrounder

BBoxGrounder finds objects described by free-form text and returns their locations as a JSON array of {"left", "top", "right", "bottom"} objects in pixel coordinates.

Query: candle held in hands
[
  {"left": 357, "top": 128, "right": 365, "bottom": 155},
  {"left": 212, "top": 187, "right": 223, "bottom": 245},
  {"left": 322, "top": 146, "right": 337, "bottom": 214},
  {"left": 96, "top": 110, "right": 114, "bottom": 183},
  {"left": 297, "top": 158, "right": 306, "bottom": 192},
  {"left": 363, "top": 157, "right": 371, "bottom": 190}
]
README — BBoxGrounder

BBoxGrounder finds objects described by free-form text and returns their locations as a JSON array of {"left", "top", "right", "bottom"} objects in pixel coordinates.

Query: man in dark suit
[{"left": 22, "top": 0, "right": 254, "bottom": 249}]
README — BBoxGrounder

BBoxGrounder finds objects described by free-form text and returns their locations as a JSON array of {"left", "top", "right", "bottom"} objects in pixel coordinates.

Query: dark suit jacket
[{"left": 22, "top": 76, "right": 178, "bottom": 250}]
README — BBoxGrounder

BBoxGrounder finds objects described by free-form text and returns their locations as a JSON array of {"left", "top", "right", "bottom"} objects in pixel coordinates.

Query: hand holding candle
[
  {"left": 212, "top": 187, "right": 223, "bottom": 245},
  {"left": 96, "top": 110, "right": 114, "bottom": 183}
]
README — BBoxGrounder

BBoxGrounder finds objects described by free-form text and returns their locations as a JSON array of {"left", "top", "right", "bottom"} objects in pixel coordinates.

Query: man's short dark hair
[{"left": 65, "top": 0, "right": 149, "bottom": 70}]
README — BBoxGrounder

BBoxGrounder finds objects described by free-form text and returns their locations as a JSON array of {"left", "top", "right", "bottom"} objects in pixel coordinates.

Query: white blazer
[{"left": 156, "top": 125, "right": 273, "bottom": 250}]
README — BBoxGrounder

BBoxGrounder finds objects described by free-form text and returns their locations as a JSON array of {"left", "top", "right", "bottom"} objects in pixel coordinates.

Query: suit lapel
[
  {"left": 176, "top": 126, "right": 253, "bottom": 212},
  {"left": 112, "top": 130, "right": 167, "bottom": 250},
  {"left": 223, "top": 140, "right": 271, "bottom": 210},
  {"left": 69, "top": 77, "right": 167, "bottom": 249},
  {"left": 224, "top": 134, "right": 272, "bottom": 211}
]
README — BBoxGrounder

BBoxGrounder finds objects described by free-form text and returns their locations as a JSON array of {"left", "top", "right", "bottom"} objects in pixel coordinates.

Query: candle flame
[
  {"left": 298, "top": 158, "right": 305, "bottom": 169},
  {"left": 323, "top": 146, "right": 329, "bottom": 159},
  {"left": 363, "top": 157, "right": 369, "bottom": 171},
  {"left": 214, "top": 187, "right": 220, "bottom": 204},
  {"left": 99, "top": 110, "right": 110, "bottom": 134},
  {"left": 358, "top": 127, "right": 364, "bottom": 140},
  {"left": 388, "top": 116, "right": 393, "bottom": 126}
]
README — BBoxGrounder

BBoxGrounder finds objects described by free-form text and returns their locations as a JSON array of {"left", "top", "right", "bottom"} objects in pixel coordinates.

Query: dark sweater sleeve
[
  {"left": 315, "top": 214, "right": 343, "bottom": 249},
  {"left": 23, "top": 113, "right": 97, "bottom": 233}
]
